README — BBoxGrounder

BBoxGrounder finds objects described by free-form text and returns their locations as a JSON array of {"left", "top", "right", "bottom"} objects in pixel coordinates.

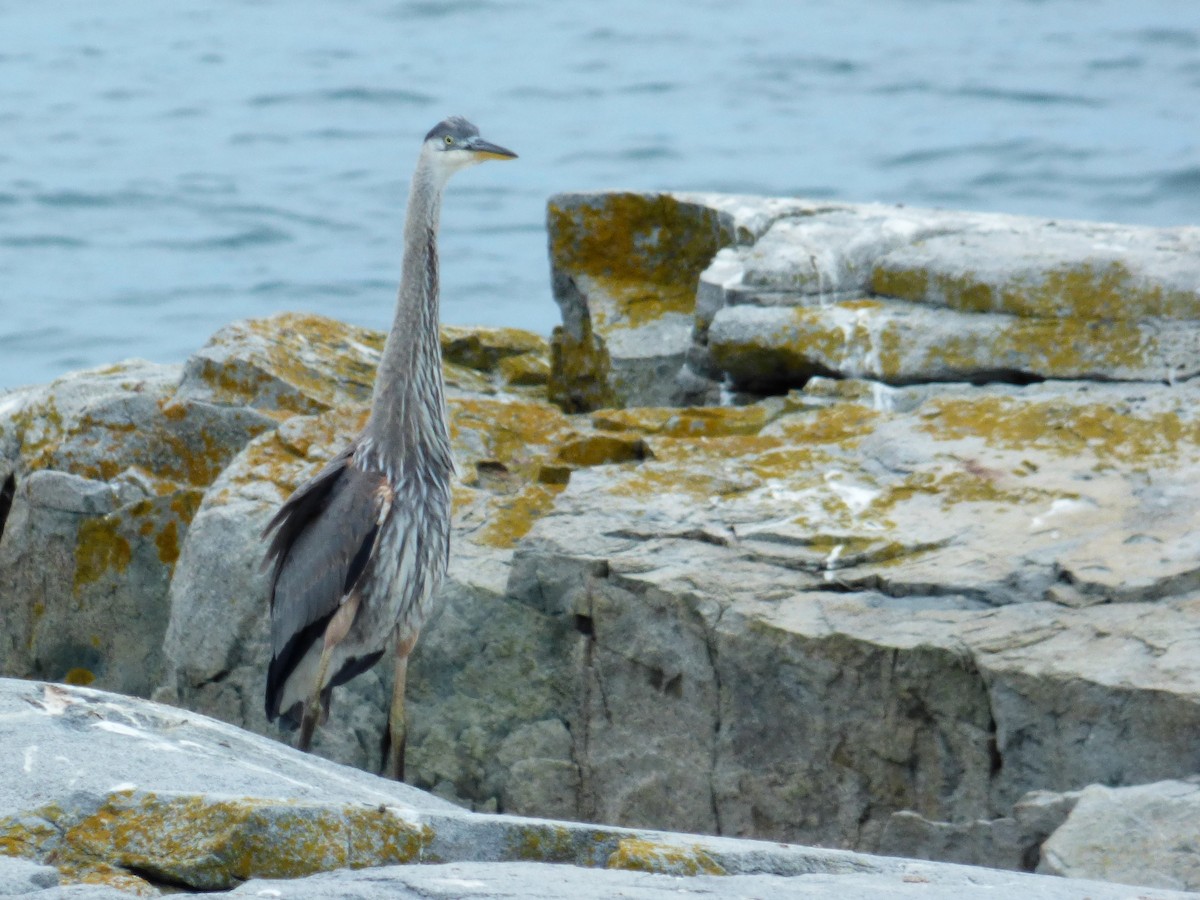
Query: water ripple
[
  {"left": 950, "top": 85, "right": 1106, "bottom": 107},
  {"left": 144, "top": 225, "right": 292, "bottom": 252},
  {"left": 0, "top": 235, "right": 88, "bottom": 248},
  {"left": 248, "top": 87, "right": 433, "bottom": 107}
]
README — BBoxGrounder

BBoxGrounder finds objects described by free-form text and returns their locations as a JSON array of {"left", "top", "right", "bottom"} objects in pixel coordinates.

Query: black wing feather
[{"left": 263, "top": 442, "right": 388, "bottom": 721}]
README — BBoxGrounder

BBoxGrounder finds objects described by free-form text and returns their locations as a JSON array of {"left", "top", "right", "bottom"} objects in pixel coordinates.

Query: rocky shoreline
[{"left": 2, "top": 191, "right": 1199, "bottom": 894}]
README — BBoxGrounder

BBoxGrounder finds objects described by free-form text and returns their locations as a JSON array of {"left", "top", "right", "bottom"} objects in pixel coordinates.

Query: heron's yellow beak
[{"left": 469, "top": 138, "right": 518, "bottom": 161}]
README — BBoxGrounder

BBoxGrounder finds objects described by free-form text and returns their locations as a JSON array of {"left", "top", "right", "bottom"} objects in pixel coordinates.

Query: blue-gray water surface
[{"left": 1, "top": 1, "right": 1197, "bottom": 389}]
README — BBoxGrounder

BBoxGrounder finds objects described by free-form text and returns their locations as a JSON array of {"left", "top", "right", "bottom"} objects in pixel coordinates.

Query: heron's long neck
[{"left": 366, "top": 161, "right": 452, "bottom": 473}]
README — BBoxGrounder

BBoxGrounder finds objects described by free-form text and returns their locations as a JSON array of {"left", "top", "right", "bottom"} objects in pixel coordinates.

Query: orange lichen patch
[
  {"left": 871, "top": 468, "right": 1070, "bottom": 515},
  {"left": 476, "top": 483, "right": 566, "bottom": 549},
  {"left": 924, "top": 316, "right": 1152, "bottom": 379},
  {"left": 57, "top": 791, "right": 433, "bottom": 891},
  {"left": 62, "top": 668, "right": 95, "bottom": 686},
  {"left": 155, "top": 520, "right": 180, "bottom": 566},
  {"left": 0, "top": 807, "right": 62, "bottom": 859},
  {"left": 606, "top": 838, "right": 726, "bottom": 876},
  {"left": 592, "top": 404, "right": 775, "bottom": 438},
  {"left": 508, "top": 823, "right": 580, "bottom": 863},
  {"left": 498, "top": 351, "right": 550, "bottom": 387},
  {"left": 215, "top": 407, "right": 369, "bottom": 505},
  {"left": 8, "top": 389, "right": 273, "bottom": 500},
  {"left": 191, "top": 313, "right": 384, "bottom": 412},
  {"left": 440, "top": 325, "right": 548, "bottom": 372},
  {"left": 546, "top": 193, "right": 738, "bottom": 410},
  {"left": 449, "top": 396, "right": 578, "bottom": 482},
  {"left": 554, "top": 433, "right": 647, "bottom": 467},
  {"left": 74, "top": 517, "right": 132, "bottom": 592},
  {"left": 873, "top": 259, "right": 1200, "bottom": 321},
  {"left": 157, "top": 398, "right": 189, "bottom": 421},
  {"left": 548, "top": 193, "right": 734, "bottom": 307},
  {"left": 548, "top": 320, "right": 618, "bottom": 413},
  {"left": 918, "top": 396, "right": 1200, "bottom": 468},
  {"left": 771, "top": 403, "right": 882, "bottom": 447}
]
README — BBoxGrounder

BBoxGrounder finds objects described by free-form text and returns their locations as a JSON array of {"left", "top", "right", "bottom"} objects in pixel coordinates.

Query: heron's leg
[
  {"left": 297, "top": 595, "right": 360, "bottom": 753},
  {"left": 385, "top": 630, "right": 418, "bottom": 781},
  {"left": 296, "top": 649, "right": 330, "bottom": 752}
]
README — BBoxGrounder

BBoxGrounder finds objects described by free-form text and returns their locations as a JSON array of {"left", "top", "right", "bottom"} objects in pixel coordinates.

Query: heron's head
[{"left": 423, "top": 116, "right": 517, "bottom": 178}]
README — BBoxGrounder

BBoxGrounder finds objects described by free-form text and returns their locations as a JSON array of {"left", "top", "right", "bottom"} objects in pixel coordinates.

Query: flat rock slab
[
  {"left": 223, "top": 860, "right": 1199, "bottom": 900},
  {"left": 3, "top": 679, "right": 1194, "bottom": 899},
  {"left": 1040, "top": 780, "right": 1200, "bottom": 892}
]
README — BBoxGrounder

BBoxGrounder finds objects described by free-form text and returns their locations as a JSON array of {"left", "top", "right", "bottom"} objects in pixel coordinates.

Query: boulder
[
  {"left": 1038, "top": 780, "right": 1200, "bottom": 891},
  {"left": 1, "top": 679, "right": 1192, "bottom": 899},
  {"left": 0, "top": 360, "right": 274, "bottom": 696},
  {"left": 544, "top": 193, "right": 1200, "bottom": 404},
  {"left": 545, "top": 192, "right": 816, "bottom": 410}
]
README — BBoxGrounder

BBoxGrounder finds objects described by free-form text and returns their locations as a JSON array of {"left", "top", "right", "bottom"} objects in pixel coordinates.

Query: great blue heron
[{"left": 263, "top": 116, "right": 517, "bottom": 779}]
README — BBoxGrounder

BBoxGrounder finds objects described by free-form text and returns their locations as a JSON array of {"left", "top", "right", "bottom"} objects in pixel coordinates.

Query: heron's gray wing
[{"left": 263, "top": 446, "right": 389, "bottom": 719}]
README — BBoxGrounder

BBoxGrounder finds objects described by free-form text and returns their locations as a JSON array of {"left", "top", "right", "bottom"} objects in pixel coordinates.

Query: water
[{"left": 1, "top": 1, "right": 1197, "bottom": 390}]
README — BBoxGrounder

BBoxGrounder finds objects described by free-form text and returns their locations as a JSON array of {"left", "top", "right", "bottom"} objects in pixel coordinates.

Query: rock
[
  {"left": 176, "top": 312, "right": 383, "bottom": 415},
  {"left": 506, "top": 375, "right": 1200, "bottom": 857},
  {"left": 544, "top": 193, "right": 1200, "bottom": 404},
  {"left": 546, "top": 192, "right": 813, "bottom": 410},
  {"left": 0, "top": 360, "right": 274, "bottom": 696},
  {"left": 2, "top": 679, "right": 1193, "bottom": 899},
  {"left": 876, "top": 789, "right": 1079, "bottom": 871},
  {"left": 1038, "top": 780, "right": 1200, "bottom": 891},
  {"left": 224, "top": 860, "right": 1196, "bottom": 900},
  {"left": 0, "top": 857, "right": 59, "bottom": 895}
]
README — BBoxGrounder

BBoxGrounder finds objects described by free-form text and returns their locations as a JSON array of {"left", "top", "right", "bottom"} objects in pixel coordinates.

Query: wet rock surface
[{"left": 2, "top": 193, "right": 1198, "bottom": 893}]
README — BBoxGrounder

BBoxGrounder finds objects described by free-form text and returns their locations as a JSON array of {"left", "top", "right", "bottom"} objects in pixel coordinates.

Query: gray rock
[
  {"left": 876, "top": 789, "right": 1079, "bottom": 871},
  {"left": 227, "top": 860, "right": 1197, "bottom": 900},
  {"left": 3, "top": 680, "right": 1193, "bottom": 899},
  {"left": 0, "top": 361, "right": 273, "bottom": 696},
  {"left": 0, "top": 857, "right": 58, "bottom": 895},
  {"left": 706, "top": 297, "right": 1200, "bottom": 389},
  {"left": 1039, "top": 780, "right": 1200, "bottom": 891},
  {"left": 546, "top": 192, "right": 1200, "bottom": 403},
  {"left": 545, "top": 191, "right": 806, "bottom": 410}
]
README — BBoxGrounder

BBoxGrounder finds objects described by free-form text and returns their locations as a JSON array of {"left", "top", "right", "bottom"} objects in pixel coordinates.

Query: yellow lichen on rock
[
  {"left": 191, "top": 312, "right": 385, "bottom": 413},
  {"left": 441, "top": 325, "right": 548, "bottom": 372},
  {"left": 474, "top": 483, "right": 566, "bottom": 549},
  {"left": 55, "top": 791, "right": 432, "bottom": 891},
  {"left": 873, "top": 259, "right": 1199, "bottom": 321},
  {"left": 606, "top": 837, "right": 726, "bottom": 876},
  {"left": 918, "top": 395, "right": 1200, "bottom": 468},
  {"left": 74, "top": 517, "right": 132, "bottom": 592},
  {"left": 548, "top": 193, "right": 733, "bottom": 313},
  {"left": 592, "top": 404, "right": 776, "bottom": 438},
  {"left": 508, "top": 823, "right": 579, "bottom": 863},
  {"left": 548, "top": 321, "right": 618, "bottom": 413},
  {"left": 555, "top": 433, "right": 647, "bottom": 467},
  {"left": 498, "top": 351, "right": 550, "bottom": 387}
]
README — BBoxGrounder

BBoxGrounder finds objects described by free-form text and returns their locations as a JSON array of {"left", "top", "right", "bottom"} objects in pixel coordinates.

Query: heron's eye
[{"left": 444, "top": 135, "right": 454, "bottom": 146}]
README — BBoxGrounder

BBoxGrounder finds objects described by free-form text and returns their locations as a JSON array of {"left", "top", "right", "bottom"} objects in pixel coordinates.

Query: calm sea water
[{"left": 1, "top": 1, "right": 1197, "bottom": 389}]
